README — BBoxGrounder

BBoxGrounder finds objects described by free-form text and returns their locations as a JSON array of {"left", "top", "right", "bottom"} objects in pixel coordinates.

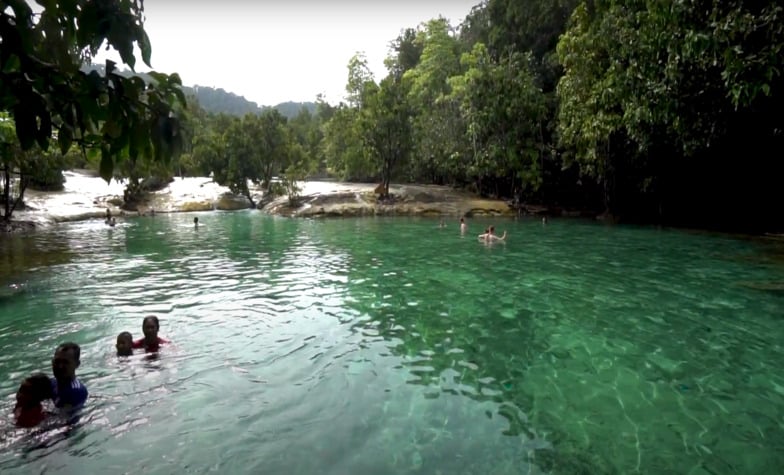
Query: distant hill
[
  {"left": 269, "top": 101, "right": 317, "bottom": 119},
  {"left": 82, "top": 63, "right": 316, "bottom": 119},
  {"left": 186, "top": 87, "right": 316, "bottom": 119},
  {"left": 184, "top": 85, "right": 262, "bottom": 116}
]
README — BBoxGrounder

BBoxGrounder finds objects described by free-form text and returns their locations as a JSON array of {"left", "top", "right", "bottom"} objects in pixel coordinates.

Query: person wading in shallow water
[
  {"left": 132, "top": 316, "right": 170, "bottom": 352},
  {"left": 51, "top": 342, "right": 88, "bottom": 410}
]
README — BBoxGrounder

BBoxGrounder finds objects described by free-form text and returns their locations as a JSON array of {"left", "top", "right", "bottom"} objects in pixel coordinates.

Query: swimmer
[
  {"left": 487, "top": 225, "right": 507, "bottom": 242},
  {"left": 116, "top": 331, "right": 133, "bottom": 357},
  {"left": 194, "top": 216, "right": 199, "bottom": 228},
  {"left": 14, "top": 373, "right": 53, "bottom": 428},
  {"left": 51, "top": 342, "right": 88, "bottom": 409},
  {"left": 479, "top": 226, "right": 506, "bottom": 242},
  {"left": 460, "top": 217, "right": 467, "bottom": 234},
  {"left": 108, "top": 217, "right": 116, "bottom": 227},
  {"left": 132, "top": 316, "right": 170, "bottom": 352}
]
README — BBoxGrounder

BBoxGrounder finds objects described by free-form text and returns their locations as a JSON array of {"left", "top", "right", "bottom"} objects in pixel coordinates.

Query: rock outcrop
[{"left": 263, "top": 183, "right": 515, "bottom": 218}]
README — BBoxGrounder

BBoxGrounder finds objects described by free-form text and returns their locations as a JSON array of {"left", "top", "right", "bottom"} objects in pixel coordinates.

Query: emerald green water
[{"left": 1, "top": 213, "right": 783, "bottom": 474}]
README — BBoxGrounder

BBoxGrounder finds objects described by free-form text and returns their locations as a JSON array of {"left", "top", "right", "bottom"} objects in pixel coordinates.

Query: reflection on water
[{"left": 0, "top": 214, "right": 783, "bottom": 474}]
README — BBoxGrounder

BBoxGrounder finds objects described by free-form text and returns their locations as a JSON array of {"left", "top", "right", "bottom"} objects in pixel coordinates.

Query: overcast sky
[{"left": 95, "top": 1, "right": 480, "bottom": 107}]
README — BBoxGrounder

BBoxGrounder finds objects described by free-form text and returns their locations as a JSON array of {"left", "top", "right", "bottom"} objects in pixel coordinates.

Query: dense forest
[
  {"left": 1, "top": 0, "right": 782, "bottom": 233},
  {"left": 178, "top": 0, "right": 782, "bottom": 232}
]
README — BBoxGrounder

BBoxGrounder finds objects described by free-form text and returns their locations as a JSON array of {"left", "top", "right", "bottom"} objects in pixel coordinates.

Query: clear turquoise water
[{"left": 1, "top": 213, "right": 783, "bottom": 474}]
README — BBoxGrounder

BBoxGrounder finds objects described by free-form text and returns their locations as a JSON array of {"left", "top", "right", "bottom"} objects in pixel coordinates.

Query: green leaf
[
  {"left": 13, "top": 104, "right": 37, "bottom": 150},
  {"left": 168, "top": 73, "right": 182, "bottom": 86},
  {"left": 2, "top": 54, "right": 21, "bottom": 74},
  {"left": 36, "top": 112, "right": 52, "bottom": 150},
  {"left": 99, "top": 147, "right": 113, "bottom": 182},
  {"left": 140, "top": 30, "right": 152, "bottom": 67},
  {"left": 173, "top": 86, "right": 187, "bottom": 107},
  {"left": 148, "top": 71, "right": 169, "bottom": 85},
  {"left": 58, "top": 126, "right": 73, "bottom": 155},
  {"left": 75, "top": 3, "right": 98, "bottom": 48}
]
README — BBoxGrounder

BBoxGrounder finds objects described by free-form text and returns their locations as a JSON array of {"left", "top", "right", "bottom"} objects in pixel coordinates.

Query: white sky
[{"left": 95, "top": 1, "right": 481, "bottom": 107}]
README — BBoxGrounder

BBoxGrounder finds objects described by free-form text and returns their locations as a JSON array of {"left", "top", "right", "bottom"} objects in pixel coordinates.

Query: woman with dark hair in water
[
  {"left": 14, "top": 373, "right": 53, "bottom": 427},
  {"left": 132, "top": 316, "right": 170, "bottom": 352}
]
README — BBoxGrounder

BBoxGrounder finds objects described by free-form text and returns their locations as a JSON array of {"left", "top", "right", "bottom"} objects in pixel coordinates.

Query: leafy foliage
[{"left": 0, "top": 0, "right": 187, "bottom": 185}]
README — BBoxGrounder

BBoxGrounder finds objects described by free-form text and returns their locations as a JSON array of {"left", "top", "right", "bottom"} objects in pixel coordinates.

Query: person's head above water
[
  {"left": 14, "top": 373, "right": 53, "bottom": 427},
  {"left": 52, "top": 342, "right": 80, "bottom": 383},
  {"left": 194, "top": 217, "right": 199, "bottom": 224},
  {"left": 142, "top": 315, "right": 160, "bottom": 340},
  {"left": 16, "top": 373, "right": 52, "bottom": 409},
  {"left": 116, "top": 332, "right": 133, "bottom": 356}
]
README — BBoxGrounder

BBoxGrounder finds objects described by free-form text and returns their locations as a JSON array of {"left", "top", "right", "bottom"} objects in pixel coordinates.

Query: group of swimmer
[
  {"left": 11, "top": 316, "right": 169, "bottom": 429},
  {"left": 439, "top": 217, "right": 509, "bottom": 243},
  {"left": 104, "top": 207, "right": 201, "bottom": 229}
]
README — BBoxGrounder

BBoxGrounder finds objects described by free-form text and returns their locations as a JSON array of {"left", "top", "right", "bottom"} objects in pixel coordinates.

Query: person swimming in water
[
  {"left": 51, "top": 342, "right": 89, "bottom": 410},
  {"left": 460, "top": 217, "right": 467, "bottom": 234},
  {"left": 132, "top": 316, "right": 170, "bottom": 352},
  {"left": 14, "top": 373, "right": 53, "bottom": 428},
  {"left": 116, "top": 332, "right": 133, "bottom": 356},
  {"left": 478, "top": 225, "right": 507, "bottom": 243}
]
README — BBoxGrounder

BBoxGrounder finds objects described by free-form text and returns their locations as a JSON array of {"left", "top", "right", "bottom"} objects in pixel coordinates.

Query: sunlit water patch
[{"left": 1, "top": 214, "right": 783, "bottom": 474}]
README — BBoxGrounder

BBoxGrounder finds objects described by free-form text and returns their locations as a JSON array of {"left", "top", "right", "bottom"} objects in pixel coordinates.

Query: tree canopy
[{"left": 0, "top": 0, "right": 186, "bottom": 184}]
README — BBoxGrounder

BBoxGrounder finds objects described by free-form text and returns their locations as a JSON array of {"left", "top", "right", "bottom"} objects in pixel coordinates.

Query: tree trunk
[
  {"left": 8, "top": 176, "right": 28, "bottom": 218},
  {"left": 243, "top": 182, "right": 256, "bottom": 209},
  {"left": 3, "top": 164, "right": 10, "bottom": 221}
]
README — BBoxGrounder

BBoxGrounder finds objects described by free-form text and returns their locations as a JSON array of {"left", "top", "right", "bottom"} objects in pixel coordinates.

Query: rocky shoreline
[
  {"left": 4, "top": 174, "right": 521, "bottom": 233},
  {"left": 264, "top": 183, "right": 516, "bottom": 218}
]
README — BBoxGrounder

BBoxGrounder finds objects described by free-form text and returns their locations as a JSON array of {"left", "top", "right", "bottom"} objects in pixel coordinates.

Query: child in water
[
  {"left": 116, "top": 331, "right": 133, "bottom": 356},
  {"left": 14, "top": 373, "right": 53, "bottom": 428}
]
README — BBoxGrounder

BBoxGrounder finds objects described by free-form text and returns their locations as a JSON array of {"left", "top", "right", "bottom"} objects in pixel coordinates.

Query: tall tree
[
  {"left": 363, "top": 76, "right": 412, "bottom": 198},
  {"left": 404, "top": 18, "right": 466, "bottom": 184}
]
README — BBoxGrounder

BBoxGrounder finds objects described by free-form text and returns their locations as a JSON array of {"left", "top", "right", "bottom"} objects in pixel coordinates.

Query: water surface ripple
[{"left": 1, "top": 214, "right": 783, "bottom": 474}]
